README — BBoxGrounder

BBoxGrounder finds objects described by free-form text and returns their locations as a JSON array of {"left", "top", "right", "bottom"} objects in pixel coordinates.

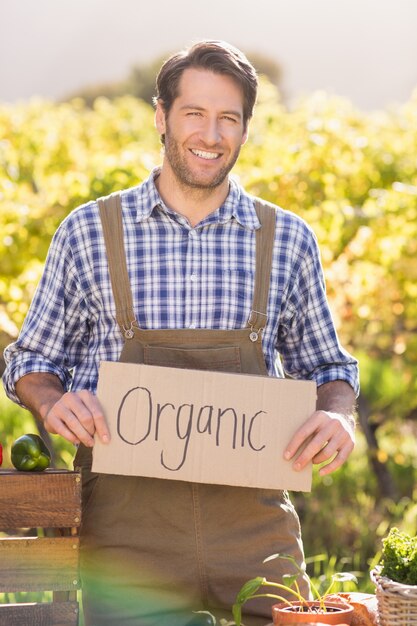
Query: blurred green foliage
[{"left": 1, "top": 78, "right": 417, "bottom": 585}]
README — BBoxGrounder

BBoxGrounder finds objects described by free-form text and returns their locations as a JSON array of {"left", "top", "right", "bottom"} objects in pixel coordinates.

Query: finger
[
  {"left": 318, "top": 442, "right": 354, "bottom": 475},
  {"left": 285, "top": 416, "right": 338, "bottom": 470},
  {"left": 312, "top": 431, "right": 347, "bottom": 464},
  {"left": 78, "top": 391, "right": 110, "bottom": 443},
  {"left": 285, "top": 410, "right": 355, "bottom": 471},
  {"left": 44, "top": 409, "right": 81, "bottom": 446},
  {"left": 284, "top": 412, "right": 325, "bottom": 460},
  {"left": 63, "top": 392, "right": 96, "bottom": 436},
  {"left": 58, "top": 394, "right": 96, "bottom": 446},
  {"left": 46, "top": 393, "right": 96, "bottom": 447},
  {"left": 291, "top": 432, "right": 331, "bottom": 471},
  {"left": 57, "top": 406, "right": 95, "bottom": 447},
  {"left": 293, "top": 423, "right": 351, "bottom": 470},
  {"left": 63, "top": 411, "right": 95, "bottom": 447}
]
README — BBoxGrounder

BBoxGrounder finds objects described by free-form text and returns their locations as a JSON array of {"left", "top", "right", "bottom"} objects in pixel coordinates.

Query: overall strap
[
  {"left": 247, "top": 199, "right": 276, "bottom": 338},
  {"left": 97, "top": 192, "right": 276, "bottom": 340},
  {"left": 97, "top": 192, "right": 137, "bottom": 339}
]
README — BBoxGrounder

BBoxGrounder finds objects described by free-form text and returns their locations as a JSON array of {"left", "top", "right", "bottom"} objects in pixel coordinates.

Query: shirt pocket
[{"left": 220, "top": 268, "right": 254, "bottom": 305}]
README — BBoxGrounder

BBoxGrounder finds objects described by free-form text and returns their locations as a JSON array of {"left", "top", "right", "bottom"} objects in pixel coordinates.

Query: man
[{"left": 3, "top": 41, "right": 358, "bottom": 626}]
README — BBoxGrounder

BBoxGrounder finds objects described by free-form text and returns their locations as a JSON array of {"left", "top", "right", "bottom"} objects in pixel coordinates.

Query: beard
[{"left": 163, "top": 123, "right": 242, "bottom": 191}]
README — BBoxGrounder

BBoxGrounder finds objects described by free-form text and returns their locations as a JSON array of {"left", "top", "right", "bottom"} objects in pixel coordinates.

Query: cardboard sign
[{"left": 93, "top": 361, "right": 317, "bottom": 492}]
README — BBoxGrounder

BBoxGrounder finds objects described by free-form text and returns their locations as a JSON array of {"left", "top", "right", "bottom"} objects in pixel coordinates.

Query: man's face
[{"left": 155, "top": 68, "right": 248, "bottom": 190}]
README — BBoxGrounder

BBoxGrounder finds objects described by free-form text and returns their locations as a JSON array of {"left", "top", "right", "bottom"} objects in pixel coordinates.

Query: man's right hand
[
  {"left": 15, "top": 373, "right": 110, "bottom": 447},
  {"left": 44, "top": 390, "right": 110, "bottom": 447}
]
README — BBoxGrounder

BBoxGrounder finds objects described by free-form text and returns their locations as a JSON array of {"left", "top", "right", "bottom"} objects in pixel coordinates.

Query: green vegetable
[
  {"left": 11, "top": 434, "right": 51, "bottom": 472},
  {"left": 380, "top": 527, "right": 417, "bottom": 585}
]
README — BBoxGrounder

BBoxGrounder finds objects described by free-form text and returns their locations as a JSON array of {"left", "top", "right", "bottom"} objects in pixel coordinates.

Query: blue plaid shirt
[{"left": 3, "top": 168, "right": 359, "bottom": 403}]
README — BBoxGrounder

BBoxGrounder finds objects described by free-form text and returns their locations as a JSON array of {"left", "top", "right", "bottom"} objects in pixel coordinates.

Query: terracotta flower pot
[{"left": 272, "top": 601, "right": 354, "bottom": 624}]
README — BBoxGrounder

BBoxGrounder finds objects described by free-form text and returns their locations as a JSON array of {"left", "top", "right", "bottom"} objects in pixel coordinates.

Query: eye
[
  {"left": 222, "top": 115, "right": 238, "bottom": 123},
  {"left": 187, "top": 111, "right": 202, "bottom": 117}
]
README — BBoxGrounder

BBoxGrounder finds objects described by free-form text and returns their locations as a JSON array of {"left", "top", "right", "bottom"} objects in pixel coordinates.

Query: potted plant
[
  {"left": 233, "top": 553, "right": 357, "bottom": 625},
  {"left": 371, "top": 527, "right": 417, "bottom": 625}
]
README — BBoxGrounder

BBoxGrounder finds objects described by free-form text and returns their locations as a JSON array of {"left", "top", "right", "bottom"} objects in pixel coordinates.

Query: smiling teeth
[{"left": 191, "top": 149, "right": 220, "bottom": 160}]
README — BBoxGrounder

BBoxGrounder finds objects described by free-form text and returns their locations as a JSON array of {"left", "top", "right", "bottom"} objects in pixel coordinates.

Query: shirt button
[
  {"left": 190, "top": 274, "right": 197, "bottom": 282},
  {"left": 188, "top": 323, "right": 196, "bottom": 329},
  {"left": 189, "top": 229, "right": 197, "bottom": 237}
]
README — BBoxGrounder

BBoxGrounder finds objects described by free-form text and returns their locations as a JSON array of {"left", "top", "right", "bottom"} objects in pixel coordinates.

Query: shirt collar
[
  {"left": 132, "top": 167, "right": 260, "bottom": 230},
  {"left": 217, "top": 177, "right": 260, "bottom": 230}
]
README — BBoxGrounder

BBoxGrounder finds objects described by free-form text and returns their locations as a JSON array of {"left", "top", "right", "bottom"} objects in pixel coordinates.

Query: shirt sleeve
[
  {"left": 276, "top": 227, "right": 359, "bottom": 396},
  {"left": 3, "top": 219, "right": 91, "bottom": 406}
]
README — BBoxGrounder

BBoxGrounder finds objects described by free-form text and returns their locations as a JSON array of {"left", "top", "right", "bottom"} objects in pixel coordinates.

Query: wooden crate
[{"left": 0, "top": 469, "right": 81, "bottom": 626}]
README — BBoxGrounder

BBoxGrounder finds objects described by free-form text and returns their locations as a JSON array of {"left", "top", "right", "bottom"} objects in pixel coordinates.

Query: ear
[{"left": 155, "top": 101, "right": 167, "bottom": 135}]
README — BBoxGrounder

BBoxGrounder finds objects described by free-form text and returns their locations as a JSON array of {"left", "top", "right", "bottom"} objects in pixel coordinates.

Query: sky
[{"left": 1, "top": 0, "right": 417, "bottom": 110}]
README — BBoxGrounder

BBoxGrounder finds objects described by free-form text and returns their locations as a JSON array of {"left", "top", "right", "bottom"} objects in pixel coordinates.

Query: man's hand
[
  {"left": 15, "top": 372, "right": 110, "bottom": 447},
  {"left": 44, "top": 390, "right": 110, "bottom": 447},
  {"left": 284, "top": 380, "right": 356, "bottom": 476}
]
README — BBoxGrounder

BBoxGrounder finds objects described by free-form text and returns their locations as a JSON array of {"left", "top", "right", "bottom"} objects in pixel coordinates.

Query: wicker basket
[{"left": 371, "top": 567, "right": 417, "bottom": 625}]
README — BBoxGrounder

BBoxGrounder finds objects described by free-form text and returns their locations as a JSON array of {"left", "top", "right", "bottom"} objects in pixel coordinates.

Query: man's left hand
[
  {"left": 284, "top": 380, "right": 357, "bottom": 475},
  {"left": 284, "top": 409, "right": 355, "bottom": 475}
]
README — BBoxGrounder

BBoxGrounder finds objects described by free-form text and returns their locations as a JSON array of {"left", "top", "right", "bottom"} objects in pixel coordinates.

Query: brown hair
[{"left": 154, "top": 40, "right": 258, "bottom": 129}]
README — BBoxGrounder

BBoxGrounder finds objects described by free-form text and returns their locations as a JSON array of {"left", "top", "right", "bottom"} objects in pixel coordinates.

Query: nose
[{"left": 200, "top": 117, "right": 221, "bottom": 146}]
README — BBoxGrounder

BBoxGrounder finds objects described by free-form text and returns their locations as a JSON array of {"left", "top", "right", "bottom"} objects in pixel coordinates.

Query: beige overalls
[{"left": 74, "top": 193, "right": 308, "bottom": 626}]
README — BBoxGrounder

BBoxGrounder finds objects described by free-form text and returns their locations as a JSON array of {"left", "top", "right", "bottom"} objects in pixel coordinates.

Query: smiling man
[
  {"left": 155, "top": 67, "right": 248, "bottom": 223},
  {"left": 3, "top": 41, "right": 359, "bottom": 626}
]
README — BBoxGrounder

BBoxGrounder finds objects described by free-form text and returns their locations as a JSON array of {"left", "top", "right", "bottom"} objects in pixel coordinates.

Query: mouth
[{"left": 190, "top": 148, "right": 221, "bottom": 160}]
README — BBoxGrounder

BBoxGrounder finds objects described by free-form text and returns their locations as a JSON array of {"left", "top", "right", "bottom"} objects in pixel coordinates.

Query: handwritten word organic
[{"left": 117, "top": 385, "right": 267, "bottom": 471}]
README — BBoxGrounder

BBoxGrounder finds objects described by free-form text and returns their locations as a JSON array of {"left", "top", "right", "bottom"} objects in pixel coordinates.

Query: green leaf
[
  {"left": 236, "top": 577, "right": 265, "bottom": 604},
  {"left": 263, "top": 553, "right": 305, "bottom": 575},
  {"left": 331, "top": 572, "right": 358, "bottom": 584},
  {"left": 282, "top": 574, "right": 298, "bottom": 588},
  {"left": 263, "top": 553, "right": 296, "bottom": 566}
]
